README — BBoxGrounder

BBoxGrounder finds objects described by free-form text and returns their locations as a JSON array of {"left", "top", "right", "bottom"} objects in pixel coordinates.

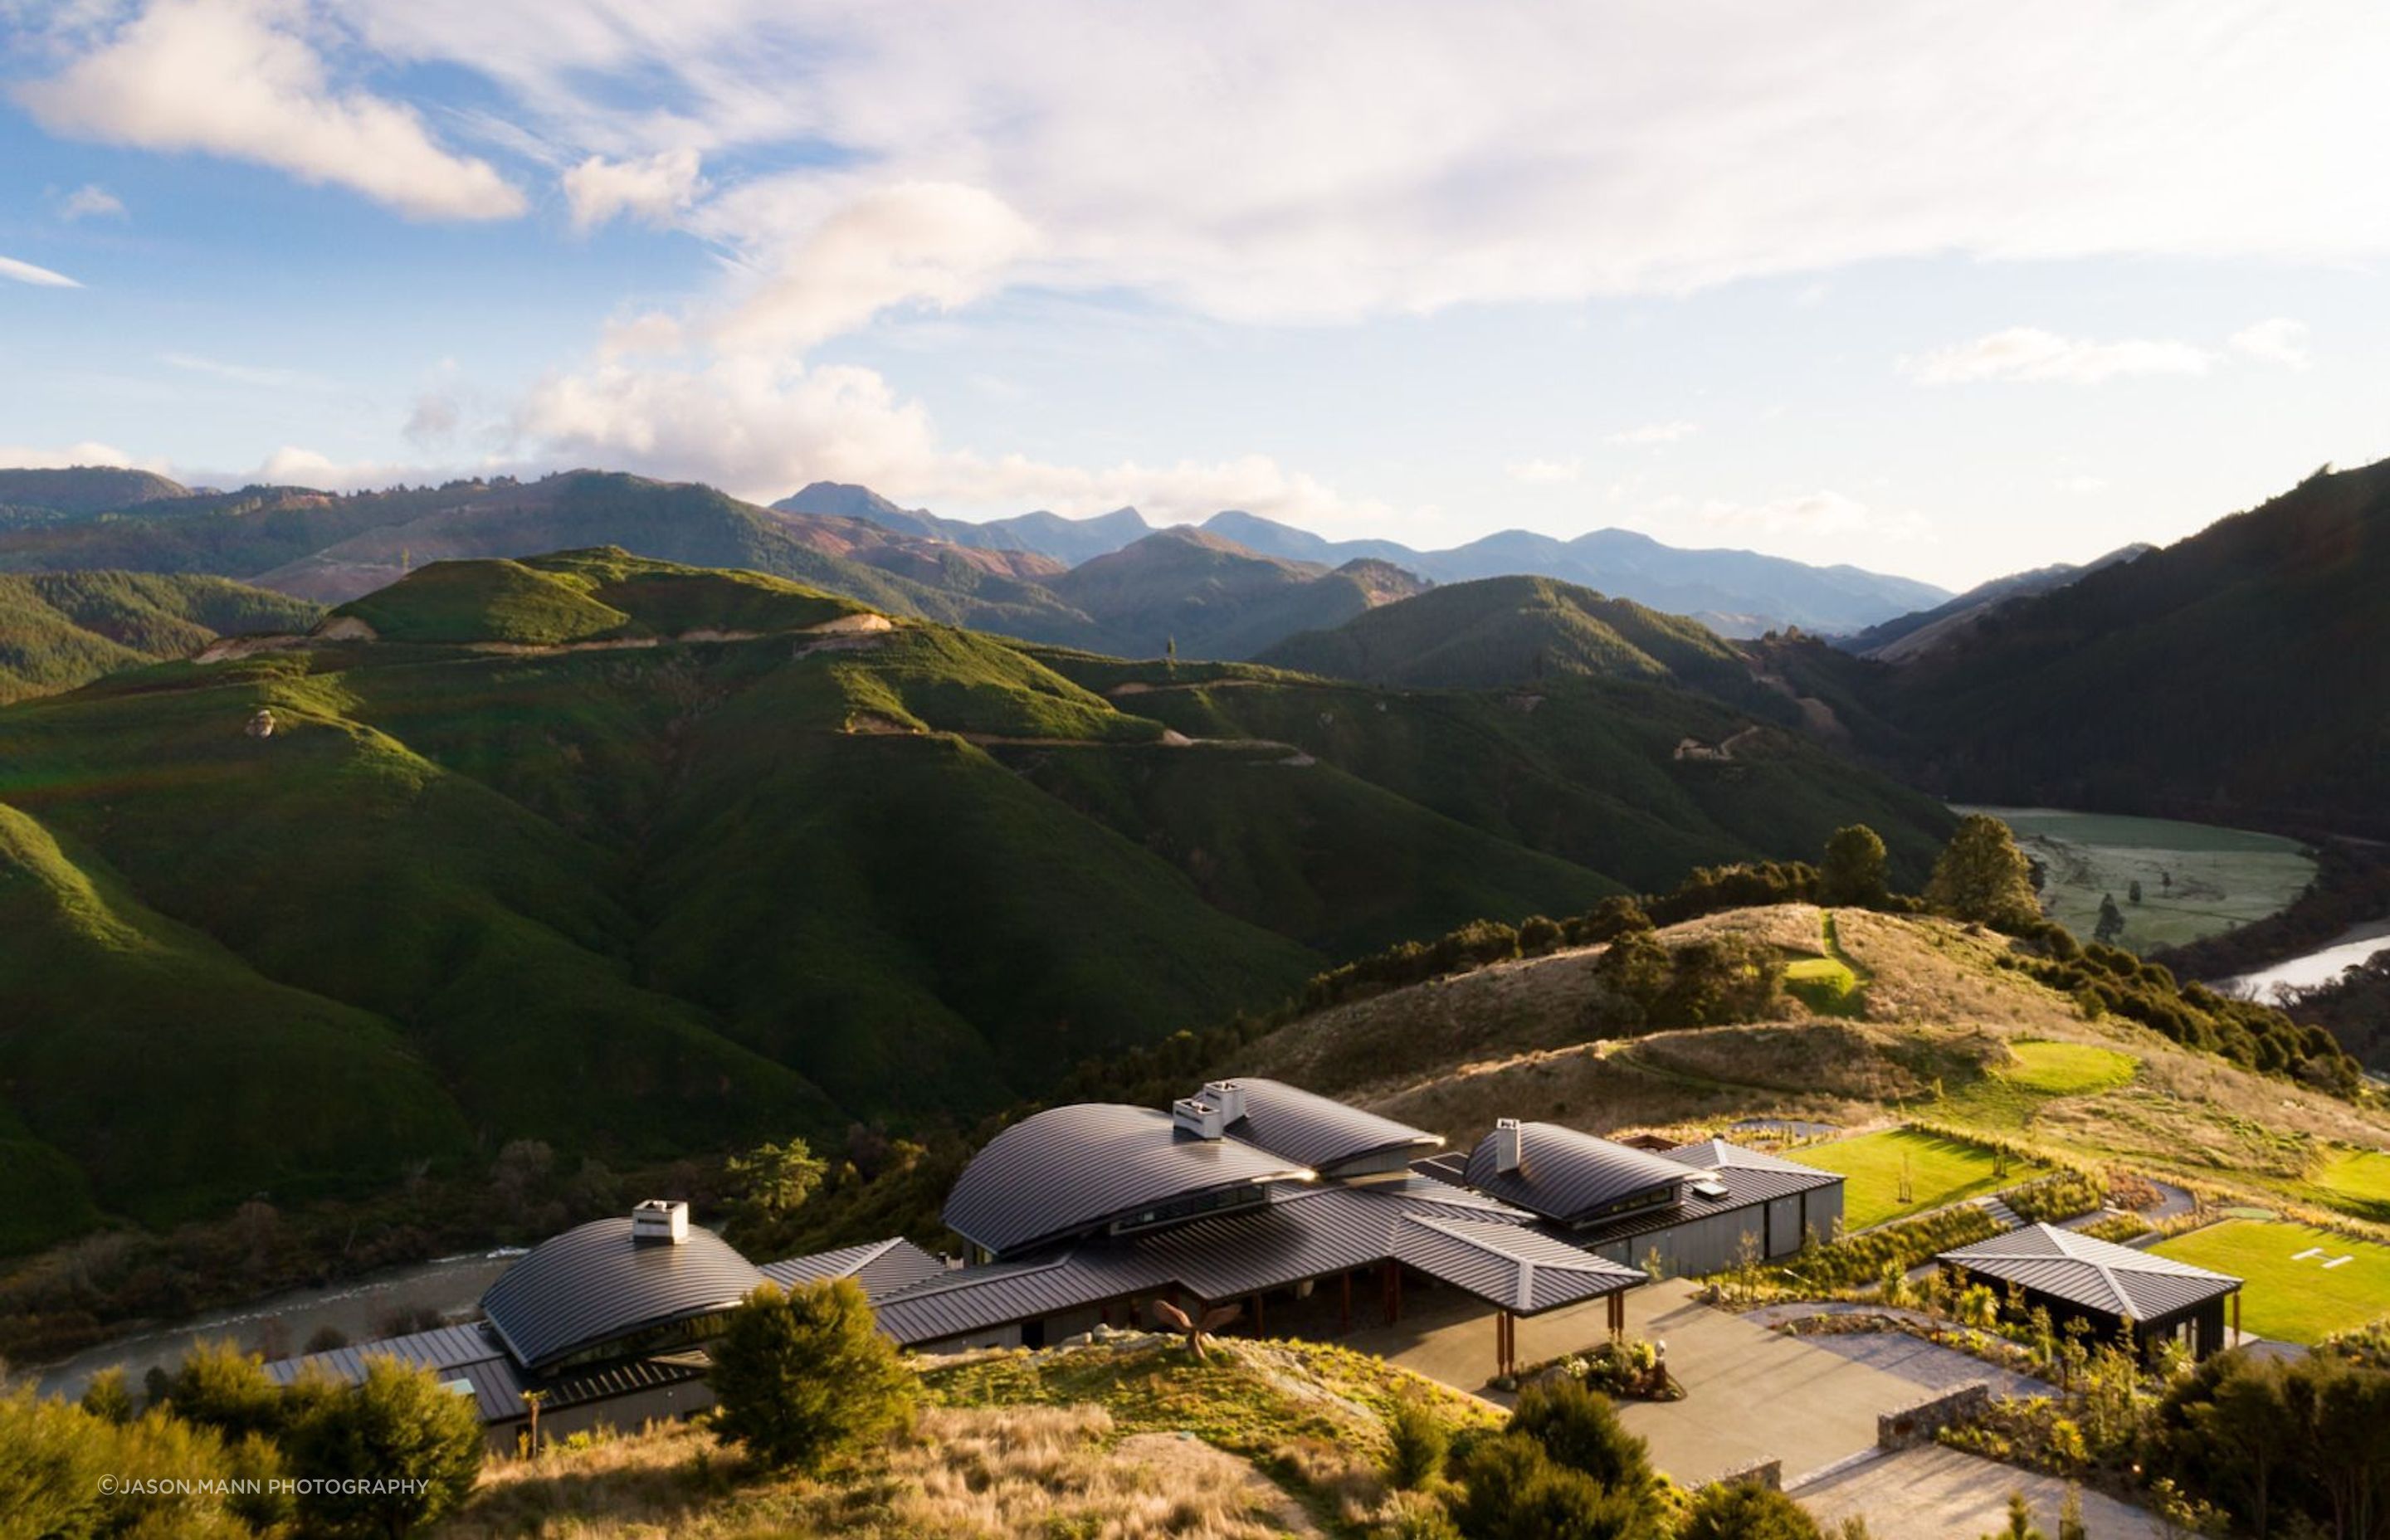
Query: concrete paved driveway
[
  {"left": 1799, "top": 1446, "right": 2160, "bottom": 1540},
  {"left": 1350, "top": 1279, "right": 1947, "bottom": 1488}
]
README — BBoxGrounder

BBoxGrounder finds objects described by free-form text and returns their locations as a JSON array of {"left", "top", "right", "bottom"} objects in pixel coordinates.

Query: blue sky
[{"left": 4, "top": 1, "right": 2388, "bottom": 590}]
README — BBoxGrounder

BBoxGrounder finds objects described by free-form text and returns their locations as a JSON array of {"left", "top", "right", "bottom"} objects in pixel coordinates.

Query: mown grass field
[
  {"left": 1792, "top": 1127, "right": 2045, "bottom": 1230},
  {"left": 1940, "top": 1040, "right": 2141, "bottom": 1129},
  {"left": 2312, "top": 1149, "right": 2390, "bottom": 1225},
  {"left": 2151, "top": 1219, "right": 2390, "bottom": 1344},
  {"left": 1963, "top": 806, "right": 2314, "bottom": 953}
]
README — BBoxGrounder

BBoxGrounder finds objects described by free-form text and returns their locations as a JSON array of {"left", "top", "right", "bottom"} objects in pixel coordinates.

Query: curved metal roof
[
  {"left": 1940, "top": 1223, "right": 2239, "bottom": 1322},
  {"left": 1215, "top": 1079, "right": 1442, "bottom": 1172},
  {"left": 943, "top": 1103, "right": 1314, "bottom": 1258},
  {"left": 479, "top": 1216, "right": 763, "bottom": 1370},
  {"left": 1463, "top": 1122, "right": 1694, "bottom": 1224}
]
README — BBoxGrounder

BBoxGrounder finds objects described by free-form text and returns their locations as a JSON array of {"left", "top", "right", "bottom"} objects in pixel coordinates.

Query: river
[
  {"left": 2223, "top": 917, "right": 2390, "bottom": 999},
  {"left": 32, "top": 1247, "right": 523, "bottom": 1402}
]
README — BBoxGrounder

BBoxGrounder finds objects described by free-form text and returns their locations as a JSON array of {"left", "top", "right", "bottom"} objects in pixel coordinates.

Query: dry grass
[
  {"left": 439, "top": 1404, "right": 1320, "bottom": 1538},
  {"left": 1233, "top": 904, "right": 2390, "bottom": 1223}
]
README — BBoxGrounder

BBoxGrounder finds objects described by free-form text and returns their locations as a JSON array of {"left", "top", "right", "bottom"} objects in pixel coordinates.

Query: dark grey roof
[
  {"left": 1940, "top": 1223, "right": 2239, "bottom": 1321},
  {"left": 479, "top": 1217, "right": 763, "bottom": 1370},
  {"left": 877, "top": 1177, "right": 1601, "bottom": 1347},
  {"left": 1573, "top": 1159, "right": 1837, "bottom": 1250},
  {"left": 1393, "top": 1215, "right": 1647, "bottom": 1313},
  {"left": 1462, "top": 1123, "right": 1695, "bottom": 1225},
  {"left": 1666, "top": 1138, "right": 1836, "bottom": 1176},
  {"left": 942, "top": 1103, "right": 1315, "bottom": 1258},
  {"left": 264, "top": 1321, "right": 709, "bottom": 1425},
  {"left": 1213, "top": 1079, "right": 1442, "bottom": 1172},
  {"left": 762, "top": 1236, "right": 946, "bottom": 1299}
]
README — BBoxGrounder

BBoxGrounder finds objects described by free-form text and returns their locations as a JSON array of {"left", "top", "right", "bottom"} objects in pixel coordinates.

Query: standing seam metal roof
[
  {"left": 478, "top": 1217, "right": 764, "bottom": 1370},
  {"left": 1393, "top": 1214, "right": 1647, "bottom": 1313},
  {"left": 1940, "top": 1223, "right": 2239, "bottom": 1320},
  {"left": 1462, "top": 1122, "right": 1698, "bottom": 1223},
  {"left": 761, "top": 1236, "right": 947, "bottom": 1299},
  {"left": 1213, "top": 1079, "right": 1444, "bottom": 1172},
  {"left": 942, "top": 1103, "right": 1315, "bottom": 1258}
]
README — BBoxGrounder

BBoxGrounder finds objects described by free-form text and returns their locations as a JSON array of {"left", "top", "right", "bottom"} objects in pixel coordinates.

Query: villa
[{"left": 268, "top": 1079, "right": 1846, "bottom": 1447}]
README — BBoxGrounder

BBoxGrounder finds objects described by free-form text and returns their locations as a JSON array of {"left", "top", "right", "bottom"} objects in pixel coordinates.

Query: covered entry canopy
[{"left": 1395, "top": 1213, "right": 1646, "bottom": 1315}]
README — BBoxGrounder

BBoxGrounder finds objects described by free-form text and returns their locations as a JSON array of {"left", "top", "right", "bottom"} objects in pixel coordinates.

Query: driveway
[
  {"left": 1351, "top": 1279, "right": 1968, "bottom": 1488},
  {"left": 1799, "top": 1446, "right": 2160, "bottom": 1540}
]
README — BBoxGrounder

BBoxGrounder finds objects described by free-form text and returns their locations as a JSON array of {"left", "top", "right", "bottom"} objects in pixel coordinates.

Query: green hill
[
  {"left": 1863, "top": 458, "right": 2390, "bottom": 835},
  {"left": 1045, "top": 527, "right": 1427, "bottom": 659},
  {"left": 0, "top": 466, "right": 189, "bottom": 522},
  {"left": 1255, "top": 573, "right": 1758, "bottom": 694},
  {"left": 0, "top": 571, "right": 322, "bottom": 704},
  {"left": 0, "top": 552, "right": 1957, "bottom": 1252}
]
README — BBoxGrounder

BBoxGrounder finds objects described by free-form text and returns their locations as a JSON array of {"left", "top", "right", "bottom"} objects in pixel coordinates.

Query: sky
[{"left": 3, "top": 1, "right": 2388, "bottom": 591}]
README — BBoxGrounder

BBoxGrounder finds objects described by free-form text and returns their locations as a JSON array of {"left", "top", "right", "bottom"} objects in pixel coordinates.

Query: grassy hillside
[
  {"left": 1256, "top": 573, "right": 1756, "bottom": 695},
  {"left": 0, "top": 571, "right": 320, "bottom": 704},
  {"left": 0, "top": 551, "right": 1953, "bottom": 1249},
  {"left": 1866, "top": 459, "right": 2390, "bottom": 835},
  {"left": 1219, "top": 904, "right": 2390, "bottom": 1226},
  {"left": 1044, "top": 526, "right": 1425, "bottom": 660},
  {"left": 0, "top": 466, "right": 189, "bottom": 519}
]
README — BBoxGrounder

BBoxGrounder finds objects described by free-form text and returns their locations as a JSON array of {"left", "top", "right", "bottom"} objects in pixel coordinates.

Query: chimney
[
  {"left": 631, "top": 1199, "right": 689, "bottom": 1245},
  {"left": 1172, "top": 1096, "right": 1226, "bottom": 1139},
  {"left": 1198, "top": 1079, "right": 1247, "bottom": 1124},
  {"left": 1492, "top": 1118, "right": 1523, "bottom": 1173}
]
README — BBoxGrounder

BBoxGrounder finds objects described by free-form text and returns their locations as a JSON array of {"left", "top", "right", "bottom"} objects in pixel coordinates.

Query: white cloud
[
  {"left": 59, "top": 183, "right": 128, "bottom": 221},
  {"left": 2229, "top": 317, "right": 2310, "bottom": 368},
  {"left": 1506, "top": 457, "right": 1581, "bottom": 485},
  {"left": 1604, "top": 421, "right": 1698, "bottom": 446},
  {"left": 0, "top": 253, "right": 82, "bottom": 287},
  {"left": 2055, "top": 475, "right": 2110, "bottom": 495},
  {"left": 701, "top": 182, "right": 1039, "bottom": 354},
  {"left": 18, "top": 0, "right": 524, "bottom": 221},
  {"left": 0, "top": 441, "right": 145, "bottom": 469},
  {"left": 1902, "top": 327, "right": 2213, "bottom": 385},
  {"left": 331, "top": 0, "right": 2390, "bottom": 319},
  {"left": 562, "top": 149, "right": 705, "bottom": 231}
]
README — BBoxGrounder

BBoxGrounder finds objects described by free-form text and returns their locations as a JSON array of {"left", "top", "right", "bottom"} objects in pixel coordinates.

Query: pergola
[{"left": 1393, "top": 1212, "right": 1646, "bottom": 1377}]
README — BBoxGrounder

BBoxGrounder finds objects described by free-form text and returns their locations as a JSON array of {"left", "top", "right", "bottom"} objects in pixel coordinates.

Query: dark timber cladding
[
  {"left": 480, "top": 1216, "right": 764, "bottom": 1370},
  {"left": 943, "top": 1102, "right": 1314, "bottom": 1258},
  {"left": 1939, "top": 1223, "right": 2243, "bottom": 1360}
]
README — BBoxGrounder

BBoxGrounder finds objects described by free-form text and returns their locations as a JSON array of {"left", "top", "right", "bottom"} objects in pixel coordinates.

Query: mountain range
[
  {"left": 1835, "top": 543, "right": 2156, "bottom": 663},
  {"left": 780, "top": 480, "right": 1950, "bottom": 635},
  {"left": 0, "top": 546, "right": 1954, "bottom": 1251}
]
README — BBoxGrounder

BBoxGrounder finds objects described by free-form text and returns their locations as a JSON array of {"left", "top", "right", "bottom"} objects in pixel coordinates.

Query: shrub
[
  {"left": 280, "top": 1356, "right": 484, "bottom": 1538},
  {"left": 1508, "top": 1378, "right": 1656, "bottom": 1511},
  {"left": 710, "top": 1278, "right": 915, "bottom": 1473},
  {"left": 158, "top": 1338, "right": 289, "bottom": 1442},
  {"left": 2002, "top": 1170, "right": 2105, "bottom": 1226},
  {"left": 1784, "top": 1204, "right": 2002, "bottom": 1291},
  {"left": 78, "top": 1367, "right": 137, "bottom": 1425},
  {"left": 1451, "top": 1431, "right": 1653, "bottom": 1540},
  {"left": 1383, "top": 1396, "right": 1449, "bottom": 1491},
  {"left": 1680, "top": 1480, "right": 1825, "bottom": 1540}
]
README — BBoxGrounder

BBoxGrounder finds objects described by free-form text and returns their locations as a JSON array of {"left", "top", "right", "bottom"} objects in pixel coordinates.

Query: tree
[
  {"left": 1926, "top": 815, "right": 2041, "bottom": 930},
  {"left": 722, "top": 1138, "right": 827, "bottom": 1254},
  {"left": 710, "top": 1279, "right": 915, "bottom": 1473},
  {"left": 1652, "top": 936, "right": 1782, "bottom": 1029},
  {"left": 1680, "top": 1481, "right": 1825, "bottom": 1540},
  {"left": 2128, "top": 880, "right": 2144, "bottom": 905},
  {"left": 2095, "top": 894, "right": 2126, "bottom": 947},
  {"left": 280, "top": 1357, "right": 483, "bottom": 1539},
  {"left": 1593, "top": 929, "right": 1671, "bottom": 1020},
  {"left": 1819, "top": 825, "right": 1890, "bottom": 908}
]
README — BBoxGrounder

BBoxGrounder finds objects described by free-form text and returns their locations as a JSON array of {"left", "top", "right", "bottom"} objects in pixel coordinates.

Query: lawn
[
  {"left": 1941, "top": 1039, "right": 2141, "bottom": 1130},
  {"left": 2311, "top": 1149, "right": 2390, "bottom": 1226},
  {"left": 2151, "top": 1219, "right": 2390, "bottom": 1344},
  {"left": 1959, "top": 806, "right": 2314, "bottom": 954},
  {"left": 1783, "top": 911, "right": 1866, "bottom": 1017},
  {"left": 1793, "top": 1127, "right": 2043, "bottom": 1230}
]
